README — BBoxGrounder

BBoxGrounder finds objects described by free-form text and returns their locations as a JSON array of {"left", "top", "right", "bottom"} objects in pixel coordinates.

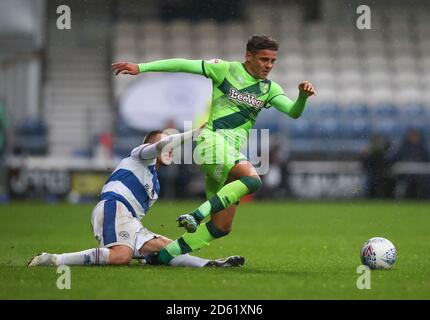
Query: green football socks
[
  {"left": 157, "top": 221, "right": 229, "bottom": 264},
  {"left": 192, "top": 176, "right": 262, "bottom": 221},
  {"left": 156, "top": 176, "right": 262, "bottom": 265}
]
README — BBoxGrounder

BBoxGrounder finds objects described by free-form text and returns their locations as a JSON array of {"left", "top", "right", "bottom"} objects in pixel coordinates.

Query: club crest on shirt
[
  {"left": 260, "top": 82, "right": 270, "bottom": 94},
  {"left": 118, "top": 231, "right": 130, "bottom": 240}
]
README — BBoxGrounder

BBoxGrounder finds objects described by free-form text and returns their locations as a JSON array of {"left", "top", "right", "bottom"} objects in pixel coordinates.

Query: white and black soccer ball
[{"left": 360, "top": 237, "right": 397, "bottom": 270}]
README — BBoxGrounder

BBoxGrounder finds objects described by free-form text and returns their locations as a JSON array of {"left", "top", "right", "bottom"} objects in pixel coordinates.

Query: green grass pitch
[{"left": 0, "top": 201, "right": 429, "bottom": 299}]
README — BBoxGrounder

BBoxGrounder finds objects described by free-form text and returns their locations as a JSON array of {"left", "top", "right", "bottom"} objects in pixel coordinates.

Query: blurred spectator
[
  {"left": 175, "top": 164, "right": 205, "bottom": 199},
  {"left": 393, "top": 129, "right": 430, "bottom": 162},
  {"left": 392, "top": 128, "right": 430, "bottom": 199},
  {"left": 362, "top": 135, "right": 395, "bottom": 198},
  {"left": 94, "top": 132, "right": 114, "bottom": 166},
  {"left": 0, "top": 101, "right": 8, "bottom": 202},
  {"left": 164, "top": 119, "right": 178, "bottom": 132},
  {"left": 0, "top": 101, "right": 7, "bottom": 155}
]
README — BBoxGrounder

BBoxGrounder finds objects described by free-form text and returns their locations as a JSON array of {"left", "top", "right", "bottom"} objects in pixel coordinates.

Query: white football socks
[
  {"left": 168, "top": 254, "right": 209, "bottom": 268},
  {"left": 53, "top": 249, "right": 208, "bottom": 267},
  {"left": 54, "top": 248, "right": 110, "bottom": 266}
]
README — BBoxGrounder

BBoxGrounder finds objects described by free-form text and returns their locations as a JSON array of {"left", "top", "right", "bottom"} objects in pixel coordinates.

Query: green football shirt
[
  {"left": 202, "top": 59, "right": 285, "bottom": 147},
  {"left": 138, "top": 58, "right": 308, "bottom": 149}
]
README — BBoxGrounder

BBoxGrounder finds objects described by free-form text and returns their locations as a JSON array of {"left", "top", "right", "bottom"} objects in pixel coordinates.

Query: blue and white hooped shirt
[{"left": 100, "top": 144, "right": 160, "bottom": 219}]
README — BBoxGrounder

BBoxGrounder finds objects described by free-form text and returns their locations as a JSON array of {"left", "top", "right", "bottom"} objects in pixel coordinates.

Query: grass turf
[{"left": 0, "top": 201, "right": 429, "bottom": 299}]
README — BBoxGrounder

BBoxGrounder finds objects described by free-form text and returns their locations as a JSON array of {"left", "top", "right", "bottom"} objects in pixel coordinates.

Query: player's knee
[
  {"left": 115, "top": 255, "right": 132, "bottom": 265},
  {"left": 240, "top": 175, "right": 262, "bottom": 193},
  {"left": 138, "top": 236, "right": 172, "bottom": 256},
  {"left": 214, "top": 226, "right": 231, "bottom": 238},
  {"left": 157, "top": 236, "right": 173, "bottom": 246},
  {"left": 108, "top": 246, "right": 132, "bottom": 265},
  {"left": 206, "top": 221, "right": 231, "bottom": 239},
  {"left": 214, "top": 223, "right": 232, "bottom": 235},
  {"left": 220, "top": 226, "right": 232, "bottom": 235}
]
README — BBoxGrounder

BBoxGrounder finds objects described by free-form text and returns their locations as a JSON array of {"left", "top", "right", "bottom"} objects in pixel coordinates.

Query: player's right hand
[
  {"left": 111, "top": 62, "right": 140, "bottom": 75},
  {"left": 298, "top": 80, "right": 317, "bottom": 97}
]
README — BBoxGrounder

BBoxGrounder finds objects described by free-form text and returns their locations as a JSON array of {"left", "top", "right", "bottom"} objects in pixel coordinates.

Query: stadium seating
[
  {"left": 5, "top": 0, "right": 427, "bottom": 159},
  {"left": 14, "top": 118, "right": 48, "bottom": 155},
  {"left": 43, "top": 2, "right": 113, "bottom": 157},
  {"left": 106, "top": 1, "right": 430, "bottom": 158}
]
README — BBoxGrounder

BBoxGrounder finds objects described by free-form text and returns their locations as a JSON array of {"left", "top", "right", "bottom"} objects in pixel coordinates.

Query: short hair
[
  {"left": 143, "top": 130, "right": 164, "bottom": 144},
  {"left": 246, "top": 34, "right": 279, "bottom": 54}
]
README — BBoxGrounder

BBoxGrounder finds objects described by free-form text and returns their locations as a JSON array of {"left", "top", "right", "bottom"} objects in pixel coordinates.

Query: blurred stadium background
[{"left": 1, "top": 0, "right": 430, "bottom": 203}]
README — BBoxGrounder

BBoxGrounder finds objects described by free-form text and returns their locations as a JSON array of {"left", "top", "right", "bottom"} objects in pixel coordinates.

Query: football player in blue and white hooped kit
[{"left": 28, "top": 126, "right": 244, "bottom": 268}]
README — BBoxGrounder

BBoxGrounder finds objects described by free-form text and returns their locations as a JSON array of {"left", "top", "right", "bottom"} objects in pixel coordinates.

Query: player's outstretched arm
[
  {"left": 111, "top": 62, "right": 140, "bottom": 75},
  {"left": 271, "top": 80, "right": 316, "bottom": 119},
  {"left": 131, "top": 125, "right": 205, "bottom": 160},
  {"left": 112, "top": 59, "right": 204, "bottom": 76}
]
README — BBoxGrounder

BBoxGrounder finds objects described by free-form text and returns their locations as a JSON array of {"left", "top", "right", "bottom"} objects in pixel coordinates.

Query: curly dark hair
[{"left": 246, "top": 34, "right": 279, "bottom": 54}]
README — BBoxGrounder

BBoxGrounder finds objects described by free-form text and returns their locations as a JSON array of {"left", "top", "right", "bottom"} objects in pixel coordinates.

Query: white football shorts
[{"left": 91, "top": 200, "right": 159, "bottom": 257}]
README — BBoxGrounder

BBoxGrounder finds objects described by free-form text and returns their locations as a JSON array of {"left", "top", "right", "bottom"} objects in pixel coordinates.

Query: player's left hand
[
  {"left": 111, "top": 62, "right": 140, "bottom": 75},
  {"left": 298, "top": 81, "right": 316, "bottom": 97}
]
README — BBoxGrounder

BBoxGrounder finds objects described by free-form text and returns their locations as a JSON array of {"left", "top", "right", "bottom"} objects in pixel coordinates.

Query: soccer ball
[{"left": 360, "top": 237, "right": 397, "bottom": 270}]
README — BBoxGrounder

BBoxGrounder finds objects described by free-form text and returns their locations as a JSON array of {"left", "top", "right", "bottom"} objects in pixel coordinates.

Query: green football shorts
[{"left": 194, "top": 128, "right": 248, "bottom": 199}]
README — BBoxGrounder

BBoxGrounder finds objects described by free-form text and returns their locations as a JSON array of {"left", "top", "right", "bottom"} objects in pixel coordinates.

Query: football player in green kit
[{"left": 112, "top": 34, "right": 316, "bottom": 265}]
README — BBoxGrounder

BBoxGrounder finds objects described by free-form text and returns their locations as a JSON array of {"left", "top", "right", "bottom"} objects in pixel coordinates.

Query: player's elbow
[{"left": 289, "top": 112, "right": 302, "bottom": 119}]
